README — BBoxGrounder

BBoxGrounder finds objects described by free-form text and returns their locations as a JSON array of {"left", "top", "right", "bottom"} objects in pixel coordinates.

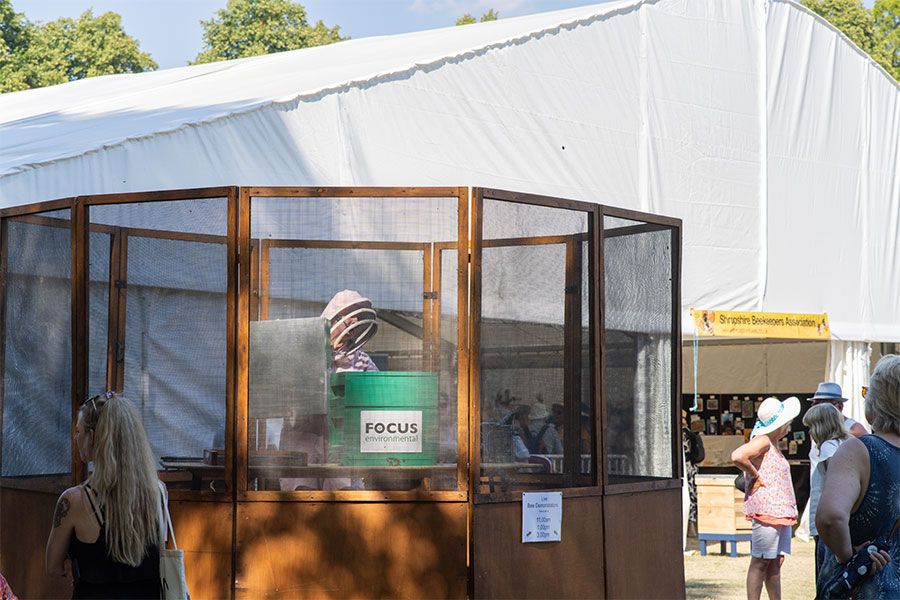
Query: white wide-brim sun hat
[{"left": 750, "top": 396, "right": 801, "bottom": 439}]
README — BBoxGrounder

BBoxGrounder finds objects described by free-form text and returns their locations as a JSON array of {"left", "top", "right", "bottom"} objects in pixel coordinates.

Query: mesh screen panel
[
  {"left": 437, "top": 248, "right": 459, "bottom": 465},
  {"left": 479, "top": 199, "right": 593, "bottom": 490},
  {"left": 265, "top": 247, "right": 424, "bottom": 321},
  {"left": 89, "top": 232, "right": 111, "bottom": 395},
  {"left": 89, "top": 200, "right": 228, "bottom": 490},
  {"left": 603, "top": 215, "right": 674, "bottom": 480},
  {"left": 2, "top": 212, "right": 72, "bottom": 478},
  {"left": 249, "top": 196, "right": 460, "bottom": 492}
]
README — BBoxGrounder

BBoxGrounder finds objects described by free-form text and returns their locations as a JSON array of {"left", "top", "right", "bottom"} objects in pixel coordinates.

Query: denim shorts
[{"left": 751, "top": 519, "right": 792, "bottom": 558}]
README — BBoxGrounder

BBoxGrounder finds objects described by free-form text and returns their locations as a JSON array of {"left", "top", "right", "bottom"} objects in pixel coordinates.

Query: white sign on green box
[
  {"left": 360, "top": 410, "right": 422, "bottom": 453},
  {"left": 331, "top": 371, "right": 437, "bottom": 466}
]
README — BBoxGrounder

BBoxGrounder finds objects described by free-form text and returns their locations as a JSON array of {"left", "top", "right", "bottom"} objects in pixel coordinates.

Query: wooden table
[
  {"left": 160, "top": 459, "right": 461, "bottom": 491},
  {"left": 478, "top": 462, "right": 547, "bottom": 493}
]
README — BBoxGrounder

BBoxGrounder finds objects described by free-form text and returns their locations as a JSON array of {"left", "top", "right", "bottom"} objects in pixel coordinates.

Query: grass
[{"left": 684, "top": 534, "right": 816, "bottom": 599}]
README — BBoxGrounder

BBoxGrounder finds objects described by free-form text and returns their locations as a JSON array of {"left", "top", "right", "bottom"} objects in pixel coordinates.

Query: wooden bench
[{"left": 698, "top": 532, "right": 752, "bottom": 557}]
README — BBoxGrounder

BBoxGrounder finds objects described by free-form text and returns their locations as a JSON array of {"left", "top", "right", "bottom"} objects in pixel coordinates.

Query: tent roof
[
  {"left": 0, "top": 1, "right": 635, "bottom": 178},
  {"left": 1, "top": 0, "right": 899, "bottom": 343}
]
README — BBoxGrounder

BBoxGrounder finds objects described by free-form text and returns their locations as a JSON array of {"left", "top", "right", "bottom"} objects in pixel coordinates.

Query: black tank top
[{"left": 68, "top": 485, "right": 161, "bottom": 599}]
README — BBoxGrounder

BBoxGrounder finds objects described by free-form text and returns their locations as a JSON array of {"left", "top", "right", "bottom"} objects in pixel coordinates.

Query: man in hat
[
  {"left": 321, "top": 290, "right": 379, "bottom": 373},
  {"left": 807, "top": 382, "right": 868, "bottom": 438}
]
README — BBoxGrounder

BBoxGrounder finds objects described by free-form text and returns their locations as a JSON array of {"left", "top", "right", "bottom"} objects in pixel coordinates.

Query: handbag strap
[{"left": 158, "top": 481, "right": 178, "bottom": 550}]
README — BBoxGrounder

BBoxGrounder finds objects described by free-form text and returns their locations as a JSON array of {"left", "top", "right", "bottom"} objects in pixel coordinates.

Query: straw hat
[{"left": 750, "top": 396, "right": 801, "bottom": 439}]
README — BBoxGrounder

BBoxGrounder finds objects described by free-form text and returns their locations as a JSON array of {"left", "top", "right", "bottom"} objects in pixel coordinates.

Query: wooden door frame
[{"left": 238, "top": 186, "right": 469, "bottom": 503}]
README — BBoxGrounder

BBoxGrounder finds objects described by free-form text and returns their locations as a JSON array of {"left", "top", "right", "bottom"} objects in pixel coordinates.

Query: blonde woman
[
  {"left": 802, "top": 403, "right": 850, "bottom": 579},
  {"left": 46, "top": 393, "right": 164, "bottom": 598},
  {"left": 731, "top": 396, "right": 800, "bottom": 600}
]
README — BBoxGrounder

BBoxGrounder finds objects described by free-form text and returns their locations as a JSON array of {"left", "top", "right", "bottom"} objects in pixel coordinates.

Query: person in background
[
  {"left": 682, "top": 412, "right": 704, "bottom": 538},
  {"left": 490, "top": 389, "right": 515, "bottom": 422},
  {"left": 807, "top": 382, "right": 868, "bottom": 438},
  {"left": 46, "top": 392, "right": 163, "bottom": 598},
  {"left": 799, "top": 381, "right": 866, "bottom": 572},
  {"left": 801, "top": 403, "right": 850, "bottom": 580},
  {"left": 731, "top": 396, "right": 800, "bottom": 600},
  {"left": 522, "top": 403, "right": 563, "bottom": 455},
  {"left": 280, "top": 290, "right": 379, "bottom": 491},
  {"left": 506, "top": 404, "right": 532, "bottom": 460},
  {"left": 321, "top": 289, "right": 379, "bottom": 373},
  {"left": 815, "top": 355, "right": 898, "bottom": 599},
  {"left": 549, "top": 402, "right": 564, "bottom": 440}
]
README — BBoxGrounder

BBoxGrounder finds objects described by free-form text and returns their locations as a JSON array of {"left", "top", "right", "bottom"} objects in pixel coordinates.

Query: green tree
[
  {"left": 193, "top": 0, "right": 346, "bottom": 64},
  {"left": 1, "top": 2, "right": 156, "bottom": 93},
  {"left": 873, "top": 0, "right": 900, "bottom": 78},
  {"left": 803, "top": 0, "right": 894, "bottom": 75},
  {"left": 456, "top": 9, "right": 499, "bottom": 26},
  {"left": 0, "top": 0, "right": 36, "bottom": 91}
]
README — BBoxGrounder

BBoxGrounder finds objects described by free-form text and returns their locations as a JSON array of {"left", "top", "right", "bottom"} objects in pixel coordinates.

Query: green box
[
  {"left": 328, "top": 386, "right": 344, "bottom": 463},
  {"left": 331, "top": 371, "right": 438, "bottom": 466}
]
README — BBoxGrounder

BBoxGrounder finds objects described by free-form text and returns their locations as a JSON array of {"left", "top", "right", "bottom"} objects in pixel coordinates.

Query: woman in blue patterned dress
[{"left": 816, "top": 354, "right": 899, "bottom": 599}]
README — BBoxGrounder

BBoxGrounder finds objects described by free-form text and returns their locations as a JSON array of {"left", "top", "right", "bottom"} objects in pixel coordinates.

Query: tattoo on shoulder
[{"left": 53, "top": 497, "right": 71, "bottom": 528}]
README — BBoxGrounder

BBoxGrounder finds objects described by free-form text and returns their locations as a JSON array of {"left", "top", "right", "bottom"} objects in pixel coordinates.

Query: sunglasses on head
[{"left": 85, "top": 390, "right": 115, "bottom": 412}]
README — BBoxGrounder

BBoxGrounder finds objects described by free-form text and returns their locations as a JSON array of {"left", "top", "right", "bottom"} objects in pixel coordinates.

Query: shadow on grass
[{"left": 685, "top": 580, "right": 729, "bottom": 597}]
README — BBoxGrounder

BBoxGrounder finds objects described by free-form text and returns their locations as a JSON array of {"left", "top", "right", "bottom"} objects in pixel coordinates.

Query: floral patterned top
[
  {"left": 743, "top": 442, "right": 797, "bottom": 525},
  {"left": 0, "top": 573, "right": 17, "bottom": 600}
]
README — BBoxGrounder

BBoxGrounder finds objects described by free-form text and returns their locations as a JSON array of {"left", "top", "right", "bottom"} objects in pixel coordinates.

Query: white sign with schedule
[{"left": 522, "top": 491, "right": 562, "bottom": 543}]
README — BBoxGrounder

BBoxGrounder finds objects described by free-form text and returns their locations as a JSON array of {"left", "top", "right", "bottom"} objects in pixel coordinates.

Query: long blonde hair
[
  {"left": 802, "top": 403, "right": 849, "bottom": 446},
  {"left": 80, "top": 393, "right": 161, "bottom": 567}
]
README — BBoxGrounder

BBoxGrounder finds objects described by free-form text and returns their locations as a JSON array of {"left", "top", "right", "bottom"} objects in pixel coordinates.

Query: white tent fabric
[
  {"left": 826, "top": 340, "right": 873, "bottom": 429},
  {"left": 1, "top": 0, "right": 898, "bottom": 343}
]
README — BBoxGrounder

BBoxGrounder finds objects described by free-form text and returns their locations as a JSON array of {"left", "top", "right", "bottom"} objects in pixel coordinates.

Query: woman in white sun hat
[{"left": 731, "top": 396, "right": 801, "bottom": 600}]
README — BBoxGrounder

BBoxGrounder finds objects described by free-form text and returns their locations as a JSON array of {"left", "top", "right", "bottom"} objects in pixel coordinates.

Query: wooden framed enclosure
[{"left": 0, "top": 186, "right": 683, "bottom": 599}]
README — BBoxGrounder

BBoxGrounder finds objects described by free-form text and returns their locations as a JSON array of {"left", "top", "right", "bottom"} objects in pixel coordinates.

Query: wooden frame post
[
  {"left": 0, "top": 219, "right": 7, "bottom": 472},
  {"left": 71, "top": 198, "right": 89, "bottom": 484},
  {"left": 237, "top": 188, "right": 251, "bottom": 496},
  {"left": 467, "top": 186, "right": 482, "bottom": 600},
  {"left": 105, "top": 228, "right": 128, "bottom": 393},
  {"left": 563, "top": 235, "right": 583, "bottom": 488}
]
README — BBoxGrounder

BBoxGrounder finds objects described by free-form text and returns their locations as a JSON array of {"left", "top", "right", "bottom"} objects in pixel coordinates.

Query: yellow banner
[{"left": 691, "top": 309, "right": 830, "bottom": 339}]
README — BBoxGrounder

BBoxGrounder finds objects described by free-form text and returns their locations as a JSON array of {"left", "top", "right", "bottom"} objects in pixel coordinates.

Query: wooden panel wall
[
  {"left": 0, "top": 487, "right": 71, "bottom": 599},
  {"left": 472, "top": 495, "right": 606, "bottom": 599},
  {"left": 603, "top": 488, "right": 685, "bottom": 599},
  {"left": 235, "top": 501, "right": 467, "bottom": 599},
  {"left": 171, "top": 500, "right": 233, "bottom": 600},
  {"left": 0, "top": 487, "right": 232, "bottom": 600}
]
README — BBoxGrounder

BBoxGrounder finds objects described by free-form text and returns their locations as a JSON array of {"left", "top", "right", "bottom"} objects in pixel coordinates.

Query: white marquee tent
[{"left": 1, "top": 0, "right": 899, "bottom": 403}]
